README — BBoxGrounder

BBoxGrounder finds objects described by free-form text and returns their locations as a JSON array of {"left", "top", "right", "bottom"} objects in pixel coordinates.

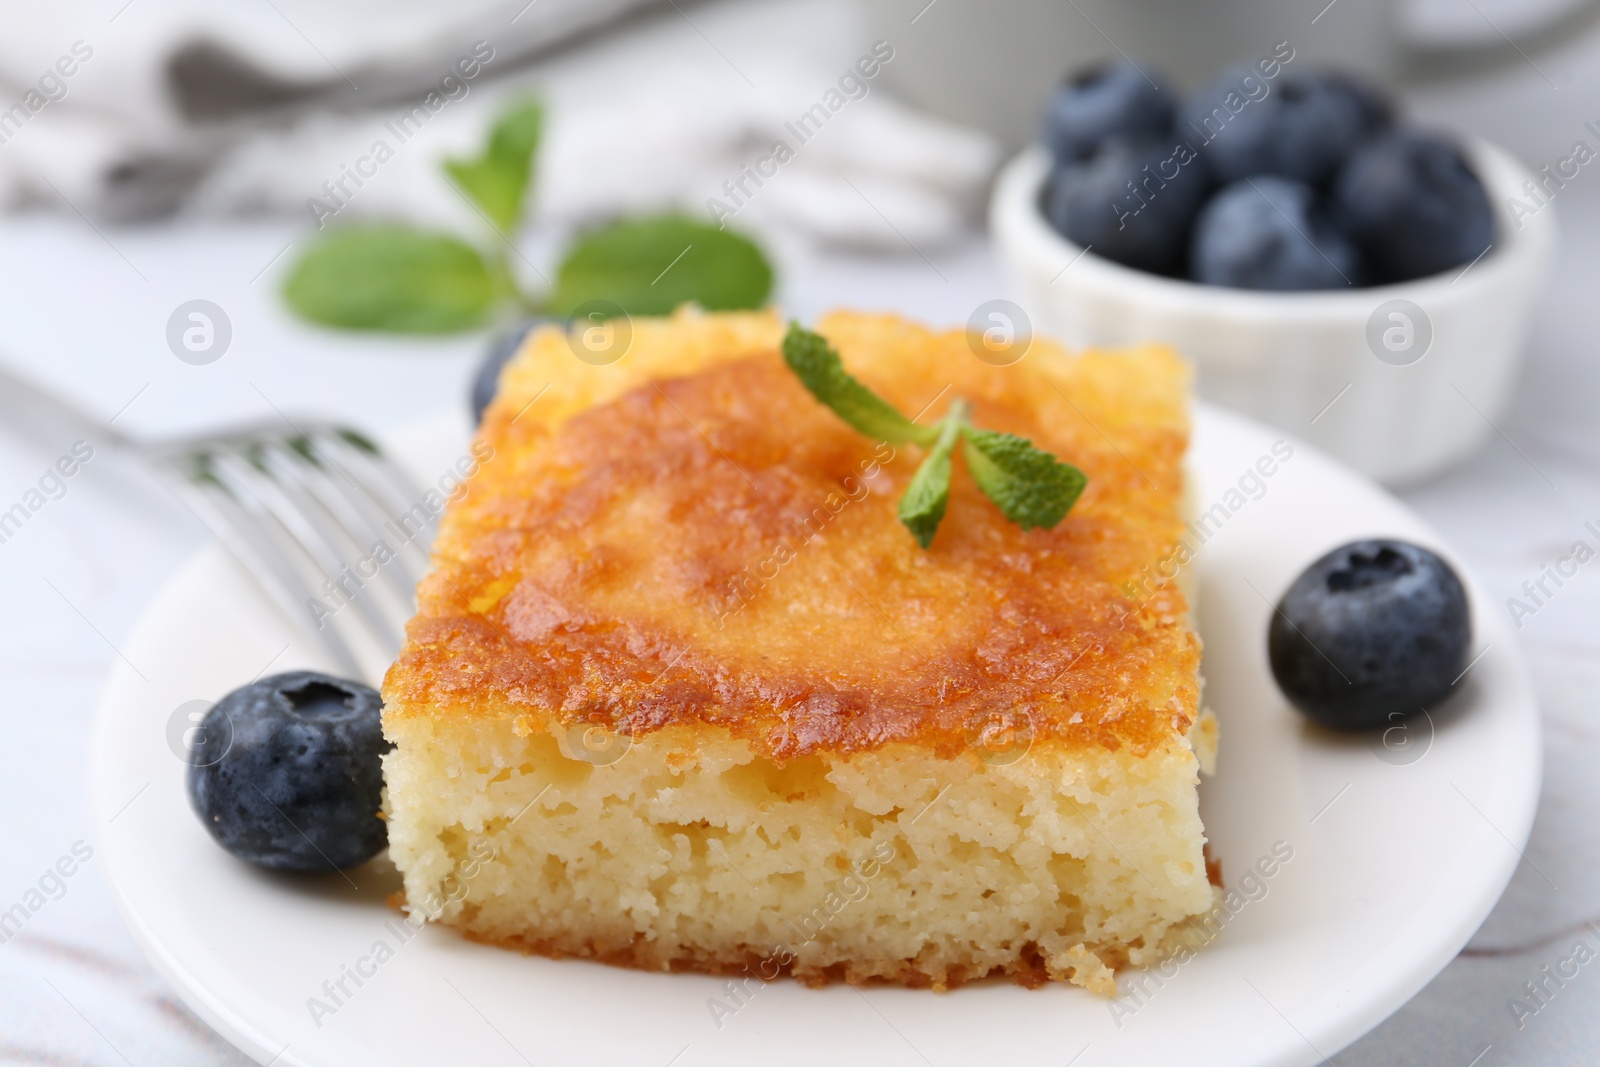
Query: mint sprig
[
  {"left": 283, "top": 98, "right": 773, "bottom": 334},
  {"left": 897, "top": 399, "right": 966, "bottom": 547},
  {"left": 547, "top": 216, "right": 773, "bottom": 317},
  {"left": 781, "top": 323, "right": 1087, "bottom": 547},
  {"left": 962, "top": 426, "right": 1087, "bottom": 530},
  {"left": 281, "top": 227, "right": 504, "bottom": 333},
  {"left": 444, "top": 98, "right": 544, "bottom": 234},
  {"left": 782, "top": 322, "right": 938, "bottom": 447}
]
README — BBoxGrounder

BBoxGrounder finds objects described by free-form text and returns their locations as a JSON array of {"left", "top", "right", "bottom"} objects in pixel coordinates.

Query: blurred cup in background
[{"left": 861, "top": 0, "right": 1600, "bottom": 148}]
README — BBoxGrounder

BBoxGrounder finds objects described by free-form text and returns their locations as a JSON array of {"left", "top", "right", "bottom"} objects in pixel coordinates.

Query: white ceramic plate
[{"left": 91, "top": 404, "right": 1540, "bottom": 1067}]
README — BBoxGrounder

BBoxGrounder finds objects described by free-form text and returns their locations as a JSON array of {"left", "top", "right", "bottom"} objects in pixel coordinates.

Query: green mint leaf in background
[
  {"left": 444, "top": 98, "right": 544, "bottom": 233},
  {"left": 961, "top": 426, "right": 1087, "bottom": 531},
  {"left": 283, "top": 226, "right": 501, "bottom": 333},
  {"left": 897, "top": 403, "right": 967, "bottom": 547},
  {"left": 547, "top": 215, "right": 773, "bottom": 317},
  {"left": 781, "top": 324, "right": 937, "bottom": 447}
]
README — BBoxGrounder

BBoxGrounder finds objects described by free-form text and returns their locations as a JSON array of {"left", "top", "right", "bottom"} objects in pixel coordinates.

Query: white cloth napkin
[{"left": 0, "top": 0, "right": 999, "bottom": 252}]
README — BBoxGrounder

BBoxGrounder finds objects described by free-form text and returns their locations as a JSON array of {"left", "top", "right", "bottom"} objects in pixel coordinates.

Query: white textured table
[{"left": 4, "top": 10, "right": 1600, "bottom": 1067}]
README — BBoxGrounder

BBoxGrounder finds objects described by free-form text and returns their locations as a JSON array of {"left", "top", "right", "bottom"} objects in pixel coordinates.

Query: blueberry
[
  {"left": 1332, "top": 130, "right": 1495, "bottom": 283},
  {"left": 471, "top": 318, "right": 547, "bottom": 425},
  {"left": 187, "top": 671, "right": 391, "bottom": 871},
  {"left": 1043, "top": 137, "right": 1211, "bottom": 275},
  {"left": 1269, "top": 540, "right": 1471, "bottom": 731},
  {"left": 1180, "top": 68, "right": 1391, "bottom": 186},
  {"left": 1318, "top": 71, "right": 1395, "bottom": 136},
  {"left": 1190, "top": 177, "right": 1364, "bottom": 290},
  {"left": 1042, "top": 60, "right": 1177, "bottom": 164}
]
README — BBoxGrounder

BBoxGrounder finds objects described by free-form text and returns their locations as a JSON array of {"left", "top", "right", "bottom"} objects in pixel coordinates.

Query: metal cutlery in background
[{"left": 0, "top": 365, "right": 432, "bottom": 683}]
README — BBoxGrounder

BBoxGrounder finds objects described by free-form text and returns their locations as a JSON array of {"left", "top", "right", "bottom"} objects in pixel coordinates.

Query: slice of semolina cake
[{"left": 381, "top": 307, "right": 1217, "bottom": 993}]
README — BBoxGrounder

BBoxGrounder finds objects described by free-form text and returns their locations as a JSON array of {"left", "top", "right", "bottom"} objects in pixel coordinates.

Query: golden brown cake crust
[
  {"left": 459, "top": 925, "right": 1067, "bottom": 991},
  {"left": 384, "top": 310, "right": 1198, "bottom": 761}
]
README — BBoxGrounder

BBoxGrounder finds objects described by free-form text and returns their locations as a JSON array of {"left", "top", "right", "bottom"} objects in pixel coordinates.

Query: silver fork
[{"left": 1, "top": 367, "right": 433, "bottom": 682}]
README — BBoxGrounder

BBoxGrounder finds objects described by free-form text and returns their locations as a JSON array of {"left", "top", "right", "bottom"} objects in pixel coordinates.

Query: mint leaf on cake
[
  {"left": 781, "top": 322, "right": 937, "bottom": 447},
  {"left": 897, "top": 400, "right": 967, "bottom": 548},
  {"left": 781, "top": 322, "right": 1087, "bottom": 546},
  {"left": 961, "top": 426, "right": 1087, "bottom": 530}
]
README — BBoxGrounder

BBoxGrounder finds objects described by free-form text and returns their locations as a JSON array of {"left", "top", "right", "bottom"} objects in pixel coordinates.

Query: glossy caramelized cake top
[{"left": 384, "top": 310, "right": 1199, "bottom": 760}]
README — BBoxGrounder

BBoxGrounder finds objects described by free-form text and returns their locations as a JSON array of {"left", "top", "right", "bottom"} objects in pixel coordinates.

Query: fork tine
[
  {"left": 308, "top": 429, "right": 436, "bottom": 585},
  {"left": 201, "top": 450, "right": 384, "bottom": 673},
  {"left": 144, "top": 418, "right": 442, "bottom": 681},
  {"left": 256, "top": 437, "right": 417, "bottom": 648},
  {"left": 209, "top": 444, "right": 406, "bottom": 664},
  {"left": 324, "top": 428, "right": 432, "bottom": 517},
  {"left": 156, "top": 452, "right": 366, "bottom": 679},
  {"left": 281, "top": 430, "right": 431, "bottom": 615},
  {"left": 5, "top": 343, "right": 444, "bottom": 679}
]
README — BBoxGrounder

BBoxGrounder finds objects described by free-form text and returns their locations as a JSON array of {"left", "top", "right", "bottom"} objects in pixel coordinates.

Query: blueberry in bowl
[
  {"left": 1180, "top": 67, "right": 1391, "bottom": 187},
  {"left": 187, "top": 671, "right": 391, "bottom": 871},
  {"left": 992, "top": 53, "right": 1551, "bottom": 485},
  {"left": 1042, "top": 59, "right": 1177, "bottom": 165},
  {"left": 1042, "top": 136, "right": 1211, "bottom": 276},
  {"left": 1333, "top": 130, "right": 1496, "bottom": 285},
  {"left": 1033, "top": 58, "right": 1494, "bottom": 291},
  {"left": 1190, "top": 176, "right": 1364, "bottom": 290},
  {"left": 1268, "top": 540, "right": 1470, "bottom": 731}
]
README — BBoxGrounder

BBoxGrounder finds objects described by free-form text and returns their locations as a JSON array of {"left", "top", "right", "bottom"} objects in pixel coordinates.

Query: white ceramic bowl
[{"left": 991, "top": 138, "right": 1555, "bottom": 485}]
